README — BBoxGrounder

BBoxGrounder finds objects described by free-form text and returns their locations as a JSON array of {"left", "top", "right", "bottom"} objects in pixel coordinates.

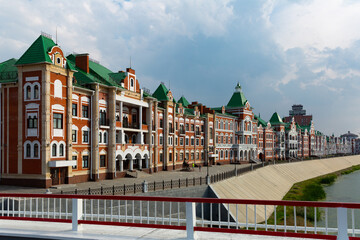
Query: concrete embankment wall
[{"left": 210, "top": 155, "right": 360, "bottom": 223}]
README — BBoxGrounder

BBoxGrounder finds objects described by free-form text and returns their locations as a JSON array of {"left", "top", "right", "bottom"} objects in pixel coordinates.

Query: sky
[{"left": 0, "top": 0, "right": 360, "bottom": 136}]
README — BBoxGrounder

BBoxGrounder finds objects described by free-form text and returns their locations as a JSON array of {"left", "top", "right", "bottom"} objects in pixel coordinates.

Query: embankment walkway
[{"left": 211, "top": 155, "right": 360, "bottom": 223}]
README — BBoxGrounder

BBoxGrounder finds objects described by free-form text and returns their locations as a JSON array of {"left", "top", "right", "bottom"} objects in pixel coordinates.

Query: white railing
[{"left": 0, "top": 194, "right": 359, "bottom": 240}]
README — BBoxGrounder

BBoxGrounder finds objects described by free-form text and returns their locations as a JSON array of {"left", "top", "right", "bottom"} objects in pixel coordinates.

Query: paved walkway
[
  {"left": 0, "top": 220, "right": 320, "bottom": 240},
  {"left": 0, "top": 163, "right": 257, "bottom": 194}
]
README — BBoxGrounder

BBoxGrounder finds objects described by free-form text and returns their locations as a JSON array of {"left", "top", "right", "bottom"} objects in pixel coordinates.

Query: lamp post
[{"left": 206, "top": 148, "right": 211, "bottom": 184}]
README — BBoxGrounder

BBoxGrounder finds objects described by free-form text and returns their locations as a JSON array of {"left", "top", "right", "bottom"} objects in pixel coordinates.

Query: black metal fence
[{"left": 60, "top": 154, "right": 354, "bottom": 196}]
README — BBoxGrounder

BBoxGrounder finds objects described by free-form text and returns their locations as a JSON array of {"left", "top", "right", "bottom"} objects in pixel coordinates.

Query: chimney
[
  {"left": 75, "top": 54, "right": 89, "bottom": 73},
  {"left": 126, "top": 68, "right": 135, "bottom": 74}
]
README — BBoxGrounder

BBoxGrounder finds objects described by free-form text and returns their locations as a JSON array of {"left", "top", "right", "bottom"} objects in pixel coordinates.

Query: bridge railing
[{"left": 0, "top": 193, "right": 359, "bottom": 239}]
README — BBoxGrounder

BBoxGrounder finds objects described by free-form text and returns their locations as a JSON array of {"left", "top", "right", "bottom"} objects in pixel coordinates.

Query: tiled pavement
[{"left": 0, "top": 163, "right": 258, "bottom": 194}]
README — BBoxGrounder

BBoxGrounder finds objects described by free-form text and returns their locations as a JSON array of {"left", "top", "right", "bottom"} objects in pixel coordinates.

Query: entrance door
[
  {"left": 60, "top": 167, "right": 67, "bottom": 185},
  {"left": 50, "top": 168, "right": 59, "bottom": 185}
]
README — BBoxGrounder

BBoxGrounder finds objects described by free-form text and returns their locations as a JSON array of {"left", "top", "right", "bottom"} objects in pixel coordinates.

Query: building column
[
  {"left": 91, "top": 84, "right": 100, "bottom": 180},
  {"left": 146, "top": 100, "right": 153, "bottom": 172},
  {"left": 130, "top": 159, "right": 133, "bottom": 171},
  {"left": 17, "top": 68, "right": 23, "bottom": 175},
  {"left": 154, "top": 102, "right": 158, "bottom": 172},
  {"left": 108, "top": 88, "right": 116, "bottom": 178},
  {"left": 139, "top": 106, "right": 143, "bottom": 130},
  {"left": 139, "top": 158, "right": 142, "bottom": 170},
  {"left": 66, "top": 70, "right": 74, "bottom": 181},
  {"left": 120, "top": 160, "right": 123, "bottom": 172},
  {"left": 119, "top": 101, "right": 123, "bottom": 124}
]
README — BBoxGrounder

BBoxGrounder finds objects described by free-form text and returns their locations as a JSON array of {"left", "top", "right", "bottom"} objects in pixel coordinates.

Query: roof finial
[{"left": 235, "top": 82, "right": 242, "bottom": 92}]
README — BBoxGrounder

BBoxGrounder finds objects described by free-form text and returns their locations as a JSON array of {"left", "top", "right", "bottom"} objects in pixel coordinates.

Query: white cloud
[{"left": 264, "top": 0, "right": 360, "bottom": 51}]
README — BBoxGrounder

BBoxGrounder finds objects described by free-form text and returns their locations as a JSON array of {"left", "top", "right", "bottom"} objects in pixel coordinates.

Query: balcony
[
  {"left": 179, "top": 129, "right": 186, "bottom": 135},
  {"left": 99, "top": 119, "right": 109, "bottom": 127},
  {"left": 195, "top": 131, "right": 201, "bottom": 136},
  {"left": 123, "top": 122, "right": 139, "bottom": 129},
  {"left": 169, "top": 127, "right": 174, "bottom": 134}
]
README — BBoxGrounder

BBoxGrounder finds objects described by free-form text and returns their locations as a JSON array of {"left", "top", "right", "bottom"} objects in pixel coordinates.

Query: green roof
[
  {"left": 0, "top": 58, "right": 18, "bottom": 83},
  {"left": 178, "top": 96, "right": 190, "bottom": 107},
  {"left": 227, "top": 83, "right": 247, "bottom": 108},
  {"left": 254, "top": 114, "right": 267, "bottom": 127},
  {"left": 269, "top": 112, "right": 285, "bottom": 125},
  {"left": 184, "top": 108, "right": 194, "bottom": 116},
  {"left": 152, "top": 83, "right": 169, "bottom": 101},
  {"left": 16, "top": 35, "right": 56, "bottom": 65}
]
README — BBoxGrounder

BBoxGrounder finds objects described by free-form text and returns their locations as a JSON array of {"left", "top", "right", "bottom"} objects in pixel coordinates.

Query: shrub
[
  {"left": 319, "top": 174, "right": 337, "bottom": 185},
  {"left": 301, "top": 183, "right": 326, "bottom": 201}
]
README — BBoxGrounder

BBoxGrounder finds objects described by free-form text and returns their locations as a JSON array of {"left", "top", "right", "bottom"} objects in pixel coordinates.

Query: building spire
[{"left": 235, "top": 82, "right": 242, "bottom": 92}]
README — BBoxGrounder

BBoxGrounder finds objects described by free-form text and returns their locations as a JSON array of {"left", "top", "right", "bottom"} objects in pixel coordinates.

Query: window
[
  {"left": 26, "top": 86, "right": 31, "bottom": 100},
  {"left": 53, "top": 113, "right": 63, "bottom": 129},
  {"left": 196, "top": 138, "right": 199, "bottom": 146},
  {"left": 82, "top": 105, "right": 89, "bottom": 118},
  {"left": 185, "top": 124, "right": 189, "bottom": 131},
  {"left": 180, "top": 138, "right": 184, "bottom": 146},
  {"left": 34, "top": 85, "right": 39, "bottom": 99},
  {"left": 159, "top": 119, "right": 163, "bottom": 128},
  {"left": 100, "top": 110, "right": 107, "bottom": 125},
  {"left": 191, "top": 153, "right": 194, "bottom": 160},
  {"left": 186, "top": 153, "right": 189, "bottom": 160},
  {"left": 99, "top": 132, "right": 102, "bottom": 143},
  {"left": 82, "top": 155, "right": 89, "bottom": 168},
  {"left": 52, "top": 144, "right": 57, "bottom": 157},
  {"left": 191, "top": 124, "right": 194, "bottom": 131},
  {"left": 100, "top": 155, "right": 106, "bottom": 167},
  {"left": 103, "top": 132, "right": 107, "bottom": 144},
  {"left": 27, "top": 116, "right": 37, "bottom": 129},
  {"left": 210, "top": 127, "right": 213, "bottom": 139},
  {"left": 59, "top": 144, "right": 64, "bottom": 157},
  {"left": 54, "top": 80, "right": 62, "bottom": 98},
  {"left": 72, "top": 155, "right": 77, "bottom": 169},
  {"left": 185, "top": 137, "right": 189, "bottom": 146},
  {"left": 83, "top": 131, "right": 89, "bottom": 143},
  {"left": 191, "top": 138, "right": 194, "bottom": 145},
  {"left": 72, "top": 130, "right": 77, "bottom": 142},
  {"left": 72, "top": 103, "right": 77, "bottom": 116},
  {"left": 180, "top": 152, "right": 184, "bottom": 161},
  {"left": 160, "top": 153, "right": 163, "bottom": 162},
  {"left": 26, "top": 143, "right": 31, "bottom": 158},
  {"left": 159, "top": 135, "right": 163, "bottom": 145},
  {"left": 33, "top": 143, "right": 39, "bottom": 158},
  {"left": 201, "top": 138, "right": 204, "bottom": 145},
  {"left": 130, "top": 78, "right": 134, "bottom": 87},
  {"left": 196, "top": 152, "right": 200, "bottom": 160}
]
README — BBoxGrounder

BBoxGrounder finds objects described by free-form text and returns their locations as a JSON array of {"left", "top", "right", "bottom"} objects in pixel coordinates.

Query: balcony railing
[
  {"left": 179, "top": 129, "right": 185, "bottom": 135},
  {"left": 99, "top": 119, "right": 109, "bottom": 126},
  {"left": 195, "top": 131, "right": 201, "bottom": 136},
  {"left": 123, "top": 122, "right": 139, "bottom": 129},
  {"left": 0, "top": 193, "right": 357, "bottom": 239}
]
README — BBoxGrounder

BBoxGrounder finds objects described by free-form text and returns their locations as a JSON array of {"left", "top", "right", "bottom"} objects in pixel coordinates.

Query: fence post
[
  {"left": 186, "top": 202, "right": 197, "bottom": 240},
  {"left": 251, "top": 164, "right": 253, "bottom": 171},
  {"left": 88, "top": 188, "right": 91, "bottom": 195},
  {"left": 113, "top": 185, "right": 115, "bottom": 195},
  {"left": 337, "top": 208, "right": 349, "bottom": 240},
  {"left": 101, "top": 186, "right": 103, "bottom": 195},
  {"left": 143, "top": 180, "right": 148, "bottom": 193},
  {"left": 124, "top": 184, "right": 126, "bottom": 195},
  {"left": 72, "top": 198, "right": 83, "bottom": 231}
]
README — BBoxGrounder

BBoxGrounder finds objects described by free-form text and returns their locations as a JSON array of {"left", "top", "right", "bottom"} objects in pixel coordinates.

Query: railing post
[
  {"left": 143, "top": 180, "right": 148, "bottom": 193},
  {"left": 72, "top": 198, "right": 83, "bottom": 231},
  {"left": 337, "top": 208, "right": 349, "bottom": 240},
  {"left": 186, "top": 202, "right": 197, "bottom": 240}
]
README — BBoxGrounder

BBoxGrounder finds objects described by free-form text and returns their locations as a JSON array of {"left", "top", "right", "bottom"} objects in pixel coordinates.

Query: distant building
[
  {"left": 283, "top": 104, "right": 312, "bottom": 127},
  {"left": 340, "top": 131, "right": 358, "bottom": 141}
]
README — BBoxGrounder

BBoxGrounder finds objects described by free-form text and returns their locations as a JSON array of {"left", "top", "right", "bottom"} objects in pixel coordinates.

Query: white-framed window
[
  {"left": 50, "top": 141, "right": 66, "bottom": 158},
  {"left": 24, "top": 140, "right": 41, "bottom": 159},
  {"left": 82, "top": 126, "right": 90, "bottom": 144}
]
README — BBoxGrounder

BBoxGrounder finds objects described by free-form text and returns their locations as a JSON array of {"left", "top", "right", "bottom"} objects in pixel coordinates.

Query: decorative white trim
[
  {"left": 72, "top": 94, "right": 79, "bottom": 101},
  {"left": 54, "top": 80, "right": 62, "bottom": 98},
  {"left": 52, "top": 104, "right": 65, "bottom": 111},
  {"left": 81, "top": 96, "right": 90, "bottom": 102},
  {"left": 25, "top": 103, "right": 39, "bottom": 109},
  {"left": 25, "top": 76, "right": 39, "bottom": 82}
]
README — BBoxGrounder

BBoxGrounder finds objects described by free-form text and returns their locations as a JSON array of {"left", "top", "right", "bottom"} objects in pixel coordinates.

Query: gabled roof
[
  {"left": 16, "top": 35, "right": 56, "bottom": 65},
  {"left": 226, "top": 83, "right": 248, "bottom": 108},
  {"left": 0, "top": 58, "right": 18, "bottom": 83},
  {"left": 269, "top": 112, "right": 285, "bottom": 125},
  {"left": 178, "top": 96, "right": 190, "bottom": 107},
  {"left": 152, "top": 83, "right": 169, "bottom": 101},
  {"left": 254, "top": 114, "right": 267, "bottom": 127}
]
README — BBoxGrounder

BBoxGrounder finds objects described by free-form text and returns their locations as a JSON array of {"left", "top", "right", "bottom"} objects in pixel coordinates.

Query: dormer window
[
  {"left": 57, "top": 57, "right": 61, "bottom": 64},
  {"left": 130, "top": 78, "right": 134, "bottom": 87}
]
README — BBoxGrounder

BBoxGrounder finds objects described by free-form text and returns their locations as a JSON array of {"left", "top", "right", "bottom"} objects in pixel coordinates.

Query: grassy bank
[{"left": 265, "top": 164, "right": 360, "bottom": 227}]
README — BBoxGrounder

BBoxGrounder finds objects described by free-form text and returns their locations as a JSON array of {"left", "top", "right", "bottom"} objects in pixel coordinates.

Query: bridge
[{"left": 0, "top": 193, "right": 358, "bottom": 240}]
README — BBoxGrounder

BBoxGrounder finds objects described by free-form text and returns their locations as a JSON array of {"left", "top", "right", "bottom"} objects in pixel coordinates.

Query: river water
[{"left": 317, "top": 170, "right": 360, "bottom": 231}]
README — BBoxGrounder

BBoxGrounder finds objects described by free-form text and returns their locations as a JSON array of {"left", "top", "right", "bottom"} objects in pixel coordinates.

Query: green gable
[
  {"left": 254, "top": 114, "right": 267, "bottom": 127},
  {"left": 178, "top": 96, "right": 190, "bottom": 107},
  {"left": 269, "top": 112, "right": 284, "bottom": 125},
  {"left": 226, "top": 83, "right": 247, "bottom": 108},
  {"left": 16, "top": 35, "right": 56, "bottom": 65},
  {"left": 152, "top": 83, "right": 169, "bottom": 101},
  {"left": 0, "top": 58, "right": 18, "bottom": 83}
]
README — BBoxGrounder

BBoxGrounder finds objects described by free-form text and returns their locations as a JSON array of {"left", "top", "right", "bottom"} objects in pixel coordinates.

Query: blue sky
[{"left": 1, "top": 0, "right": 360, "bottom": 136}]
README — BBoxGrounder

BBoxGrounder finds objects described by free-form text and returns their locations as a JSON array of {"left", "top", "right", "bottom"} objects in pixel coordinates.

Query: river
[{"left": 317, "top": 170, "right": 360, "bottom": 231}]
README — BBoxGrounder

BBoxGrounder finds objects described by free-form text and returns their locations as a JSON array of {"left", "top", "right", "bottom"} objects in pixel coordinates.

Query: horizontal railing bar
[{"left": 1, "top": 194, "right": 360, "bottom": 209}]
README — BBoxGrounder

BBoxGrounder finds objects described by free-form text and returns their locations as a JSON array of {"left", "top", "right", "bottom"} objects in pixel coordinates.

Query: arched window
[
  {"left": 52, "top": 143, "right": 57, "bottom": 157},
  {"left": 26, "top": 143, "right": 31, "bottom": 158},
  {"left": 26, "top": 86, "right": 31, "bottom": 100},
  {"left": 34, "top": 143, "right": 39, "bottom": 158},
  {"left": 59, "top": 144, "right": 64, "bottom": 157},
  {"left": 99, "top": 132, "right": 102, "bottom": 143},
  {"left": 132, "top": 134, "right": 137, "bottom": 144},
  {"left": 34, "top": 85, "right": 39, "bottom": 99},
  {"left": 130, "top": 78, "right": 134, "bottom": 87},
  {"left": 125, "top": 134, "right": 129, "bottom": 144}
]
